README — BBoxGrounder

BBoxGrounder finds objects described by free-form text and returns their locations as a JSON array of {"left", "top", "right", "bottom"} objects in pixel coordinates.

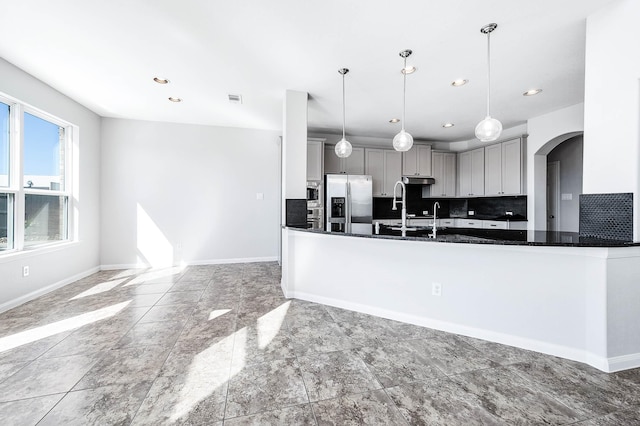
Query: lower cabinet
[{"left": 455, "top": 219, "right": 483, "bottom": 228}]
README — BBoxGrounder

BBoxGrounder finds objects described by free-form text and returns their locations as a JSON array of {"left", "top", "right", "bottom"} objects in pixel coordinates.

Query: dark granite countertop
[
  {"left": 286, "top": 225, "right": 639, "bottom": 247},
  {"left": 374, "top": 215, "right": 528, "bottom": 222}
]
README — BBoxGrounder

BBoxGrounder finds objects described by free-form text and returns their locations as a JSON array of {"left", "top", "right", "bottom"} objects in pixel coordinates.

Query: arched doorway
[{"left": 532, "top": 131, "right": 583, "bottom": 231}]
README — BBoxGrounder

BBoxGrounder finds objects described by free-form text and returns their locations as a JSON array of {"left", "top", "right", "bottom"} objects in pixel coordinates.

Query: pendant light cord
[
  {"left": 486, "top": 31, "right": 491, "bottom": 118},
  {"left": 402, "top": 56, "right": 407, "bottom": 131},
  {"left": 342, "top": 72, "right": 346, "bottom": 140}
]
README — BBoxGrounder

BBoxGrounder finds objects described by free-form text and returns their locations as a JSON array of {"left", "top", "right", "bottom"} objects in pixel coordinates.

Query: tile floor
[{"left": 0, "top": 262, "right": 639, "bottom": 425}]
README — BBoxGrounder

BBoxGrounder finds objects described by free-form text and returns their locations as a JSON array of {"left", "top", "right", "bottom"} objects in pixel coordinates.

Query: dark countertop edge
[
  {"left": 283, "top": 226, "right": 640, "bottom": 248},
  {"left": 373, "top": 217, "right": 528, "bottom": 222}
]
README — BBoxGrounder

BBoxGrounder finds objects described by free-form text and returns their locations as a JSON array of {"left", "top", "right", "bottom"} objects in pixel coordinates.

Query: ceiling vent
[{"left": 228, "top": 94, "right": 243, "bottom": 104}]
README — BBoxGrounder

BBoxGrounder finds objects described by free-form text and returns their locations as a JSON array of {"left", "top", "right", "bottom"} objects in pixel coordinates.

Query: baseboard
[
  {"left": 0, "top": 266, "right": 100, "bottom": 314},
  {"left": 101, "top": 257, "right": 279, "bottom": 271},
  {"left": 287, "top": 290, "right": 616, "bottom": 372}
]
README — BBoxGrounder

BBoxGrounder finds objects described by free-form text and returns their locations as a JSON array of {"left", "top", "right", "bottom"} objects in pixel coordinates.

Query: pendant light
[
  {"left": 393, "top": 49, "right": 414, "bottom": 152},
  {"left": 475, "top": 23, "right": 503, "bottom": 142},
  {"left": 335, "top": 68, "right": 353, "bottom": 158}
]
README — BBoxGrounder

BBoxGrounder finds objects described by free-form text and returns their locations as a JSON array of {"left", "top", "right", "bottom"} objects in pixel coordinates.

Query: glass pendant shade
[
  {"left": 335, "top": 137, "right": 353, "bottom": 158},
  {"left": 475, "top": 116, "right": 503, "bottom": 142},
  {"left": 393, "top": 129, "right": 414, "bottom": 152}
]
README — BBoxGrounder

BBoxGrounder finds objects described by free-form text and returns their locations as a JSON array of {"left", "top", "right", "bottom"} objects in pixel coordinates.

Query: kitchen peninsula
[{"left": 280, "top": 225, "right": 640, "bottom": 373}]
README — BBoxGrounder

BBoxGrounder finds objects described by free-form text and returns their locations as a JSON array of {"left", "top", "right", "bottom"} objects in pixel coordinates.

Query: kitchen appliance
[
  {"left": 325, "top": 174, "right": 373, "bottom": 234},
  {"left": 307, "top": 181, "right": 323, "bottom": 230}
]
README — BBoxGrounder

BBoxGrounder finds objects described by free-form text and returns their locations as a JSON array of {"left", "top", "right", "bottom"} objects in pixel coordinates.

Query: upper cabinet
[
  {"left": 458, "top": 147, "right": 485, "bottom": 197},
  {"left": 402, "top": 145, "right": 432, "bottom": 177},
  {"left": 324, "top": 145, "right": 365, "bottom": 175},
  {"left": 484, "top": 138, "right": 522, "bottom": 196},
  {"left": 431, "top": 151, "right": 457, "bottom": 197},
  {"left": 365, "top": 148, "right": 402, "bottom": 197},
  {"left": 307, "top": 138, "right": 324, "bottom": 181}
]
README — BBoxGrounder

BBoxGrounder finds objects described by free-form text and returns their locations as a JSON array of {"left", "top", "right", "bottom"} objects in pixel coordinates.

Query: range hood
[{"left": 402, "top": 176, "right": 435, "bottom": 185}]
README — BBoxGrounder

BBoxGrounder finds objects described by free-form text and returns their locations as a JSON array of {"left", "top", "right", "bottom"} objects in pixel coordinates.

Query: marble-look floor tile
[
  {"left": 156, "top": 290, "right": 203, "bottom": 306},
  {"left": 511, "top": 359, "right": 640, "bottom": 418},
  {"left": 297, "top": 350, "right": 382, "bottom": 402},
  {"left": 116, "top": 320, "right": 184, "bottom": 348},
  {"left": 128, "top": 292, "right": 165, "bottom": 307},
  {"left": 450, "top": 365, "right": 583, "bottom": 424},
  {"left": 289, "top": 320, "right": 354, "bottom": 357},
  {"left": 160, "top": 335, "right": 235, "bottom": 377},
  {"left": 416, "top": 334, "right": 500, "bottom": 375},
  {"left": 225, "top": 358, "right": 308, "bottom": 418},
  {"left": 457, "top": 335, "right": 546, "bottom": 366},
  {"left": 121, "top": 282, "right": 175, "bottom": 295},
  {"left": 312, "top": 389, "right": 408, "bottom": 425},
  {"left": 132, "top": 372, "right": 228, "bottom": 425},
  {"left": 351, "top": 340, "right": 445, "bottom": 387},
  {"left": 0, "top": 361, "right": 27, "bottom": 383},
  {"left": 231, "top": 324, "right": 295, "bottom": 368},
  {"left": 39, "top": 381, "right": 152, "bottom": 426},
  {"left": 575, "top": 407, "right": 640, "bottom": 425},
  {"left": 224, "top": 404, "right": 316, "bottom": 425},
  {"left": 138, "top": 304, "right": 196, "bottom": 324},
  {"left": 0, "top": 331, "right": 73, "bottom": 364},
  {"left": 0, "top": 393, "right": 65, "bottom": 425},
  {"left": 386, "top": 378, "right": 503, "bottom": 425},
  {"left": 169, "top": 280, "right": 210, "bottom": 292},
  {"left": 0, "top": 354, "right": 97, "bottom": 401},
  {"left": 73, "top": 345, "right": 170, "bottom": 390}
]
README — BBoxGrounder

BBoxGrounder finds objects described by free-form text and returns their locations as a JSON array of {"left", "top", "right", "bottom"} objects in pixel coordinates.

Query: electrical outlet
[
  {"left": 256, "top": 193, "right": 264, "bottom": 200},
  {"left": 432, "top": 282, "right": 442, "bottom": 296},
  {"left": 468, "top": 210, "right": 475, "bottom": 216},
  {"left": 176, "top": 243, "right": 183, "bottom": 250},
  {"left": 23, "top": 266, "right": 30, "bottom": 277}
]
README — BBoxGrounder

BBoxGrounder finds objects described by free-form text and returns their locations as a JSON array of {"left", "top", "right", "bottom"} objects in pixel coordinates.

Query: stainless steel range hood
[{"left": 402, "top": 176, "right": 435, "bottom": 185}]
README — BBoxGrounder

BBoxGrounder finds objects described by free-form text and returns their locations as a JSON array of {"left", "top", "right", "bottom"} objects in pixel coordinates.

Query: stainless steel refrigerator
[{"left": 325, "top": 174, "right": 373, "bottom": 235}]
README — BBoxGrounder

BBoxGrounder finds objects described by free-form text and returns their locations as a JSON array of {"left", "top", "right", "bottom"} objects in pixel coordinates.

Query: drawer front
[
  {"left": 507, "top": 221, "right": 528, "bottom": 230},
  {"left": 438, "top": 219, "right": 455, "bottom": 227},
  {"left": 455, "top": 219, "right": 483, "bottom": 228},
  {"left": 483, "top": 220, "right": 508, "bottom": 230}
]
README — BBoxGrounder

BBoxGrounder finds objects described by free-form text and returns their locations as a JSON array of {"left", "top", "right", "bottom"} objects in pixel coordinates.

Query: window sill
[{"left": 0, "top": 240, "right": 81, "bottom": 264}]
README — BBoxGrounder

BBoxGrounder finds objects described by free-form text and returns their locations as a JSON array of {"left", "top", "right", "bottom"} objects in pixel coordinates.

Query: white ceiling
[{"left": 0, "top": 0, "right": 617, "bottom": 143}]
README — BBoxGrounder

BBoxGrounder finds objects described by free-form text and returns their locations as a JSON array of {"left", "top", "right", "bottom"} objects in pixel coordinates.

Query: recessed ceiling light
[
  {"left": 168, "top": 97, "right": 182, "bottom": 102},
  {"left": 442, "top": 123, "right": 455, "bottom": 128},
  {"left": 153, "top": 77, "right": 170, "bottom": 84},
  {"left": 451, "top": 79, "right": 468, "bottom": 87},
  {"left": 523, "top": 89, "right": 542, "bottom": 96},
  {"left": 389, "top": 118, "right": 400, "bottom": 123},
  {"left": 401, "top": 66, "right": 417, "bottom": 75},
  {"left": 228, "top": 94, "right": 243, "bottom": 104}
]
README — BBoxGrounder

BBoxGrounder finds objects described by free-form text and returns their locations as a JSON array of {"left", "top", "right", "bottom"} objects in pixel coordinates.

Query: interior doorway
[{"left": 547, "top": 161, "right": 560, "bottom": 231}]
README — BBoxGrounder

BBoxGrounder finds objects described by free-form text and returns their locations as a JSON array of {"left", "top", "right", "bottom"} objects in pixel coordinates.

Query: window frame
[{"left": 0, "top": 92, "right": 76, "bottom": 254}]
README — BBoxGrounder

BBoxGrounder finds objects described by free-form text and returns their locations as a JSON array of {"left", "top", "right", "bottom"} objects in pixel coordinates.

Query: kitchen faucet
[
  {"left": 430, "top": 201, "right": 441, "bottom": 238},
  {"left": 392, "top": 180, "right": 416, "bottom": 236}
]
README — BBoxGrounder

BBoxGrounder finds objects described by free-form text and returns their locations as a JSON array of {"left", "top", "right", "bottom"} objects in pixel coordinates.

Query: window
[{"left": 0, "top": 94, "right": 74, "bottom": 253}]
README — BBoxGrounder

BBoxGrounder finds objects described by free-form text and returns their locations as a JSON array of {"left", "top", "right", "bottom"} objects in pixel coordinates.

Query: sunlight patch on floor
[
  {"left": 124, "top": 265, "right": 186, "bottom": 286},
  {"left": 208, "top": 309, "right": 231, "bottom": 321},
  {"left": 0, "top": 300, "right": 131, "bottom": 353},
  {"left": 257, "top": 301, "right": 290, "bottom": 349},
  {"left": 70, "top": 278, "right": 128, "bottom": 300}
]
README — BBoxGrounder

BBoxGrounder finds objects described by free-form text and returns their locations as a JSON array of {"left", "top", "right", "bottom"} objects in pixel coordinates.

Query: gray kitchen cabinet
[
  {"left": 307, "top": 138, "right": 324, "bottom": 181},
  {"left": 402, "top": 144, "right": 432, "bottom": 177},
  {"left": 365, "top": 148, "right": 402, "bottom": 197},
  {"left": 458, "top": 147, "right": 485, "bottom": 197},
  {"left": 324, "top": 145, "right": 365, "bottom": 175},
  {"left": 431, "top": 151, "right": 457, "bottom": 197},
  {"left": 484, "top": 138, "right": 522, "bottom": 195}
]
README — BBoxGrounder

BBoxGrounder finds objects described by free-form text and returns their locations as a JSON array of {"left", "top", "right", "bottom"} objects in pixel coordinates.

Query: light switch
[
  {"left": 561, "top": 193, "right": 573, "bottom": 201},
  {"left": 256, "top": 193, "right": 264, "bottom": 200}
]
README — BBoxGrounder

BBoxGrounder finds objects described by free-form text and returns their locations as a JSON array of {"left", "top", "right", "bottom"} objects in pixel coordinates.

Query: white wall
[
  {"left": 526, "top": 103, "right": 584, "bottom": 230},
  {"left": 100, "top": 118, "right": 280, "bottom": 268},
  {"left": 0, "top": 58, "right": 101, "bottom": 312},
  {"left": 584, "top": 0, "right": 640, "bottom": 239},
  {"left": 548, "top": 135, "right": 583, "bottom": 232}
]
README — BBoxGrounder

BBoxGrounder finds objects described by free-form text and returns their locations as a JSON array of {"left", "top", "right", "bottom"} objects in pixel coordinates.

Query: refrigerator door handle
[{"left": 346, "top": 181, "right": 351, "bottom": 233}]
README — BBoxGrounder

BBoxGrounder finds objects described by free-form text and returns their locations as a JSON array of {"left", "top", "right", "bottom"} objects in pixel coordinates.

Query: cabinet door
[
  {"left": 384, "top": 150, "right": 402, "bottom": 198},
  {"left": 458, "top": 151, "right": 472, "bottom": 197},
  {"left": 307, "top": 140, "right": 323, "bottom": 181},
  {"left": 502, "top": 139, "right": 522, "bottom": 195},
  {"left": 470, "top": 148, "right": 485, "bottom": 196},
  {"left": 417, "top": 145, "right": 432, "bottom": 176},
  {"left": 402, "top": 147, "right": 418, "bottom": 176},
  {"left": 345, "top": 147, "right": 365, "bottom": 175},
  {"left": 365, "top": 149, "right": 385, "bottom": 197},
  {"left": 324, "top": 145, "right": 342, "bottom": 174},
  {"left": 431, "top": 152, "right": 445, "bottom": 197},
  {"left": 484, "top": 143, "right": 502, "bottom": 195},
  {"left": 443, "top": 152, "right": 457, "bottom": 197}
]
